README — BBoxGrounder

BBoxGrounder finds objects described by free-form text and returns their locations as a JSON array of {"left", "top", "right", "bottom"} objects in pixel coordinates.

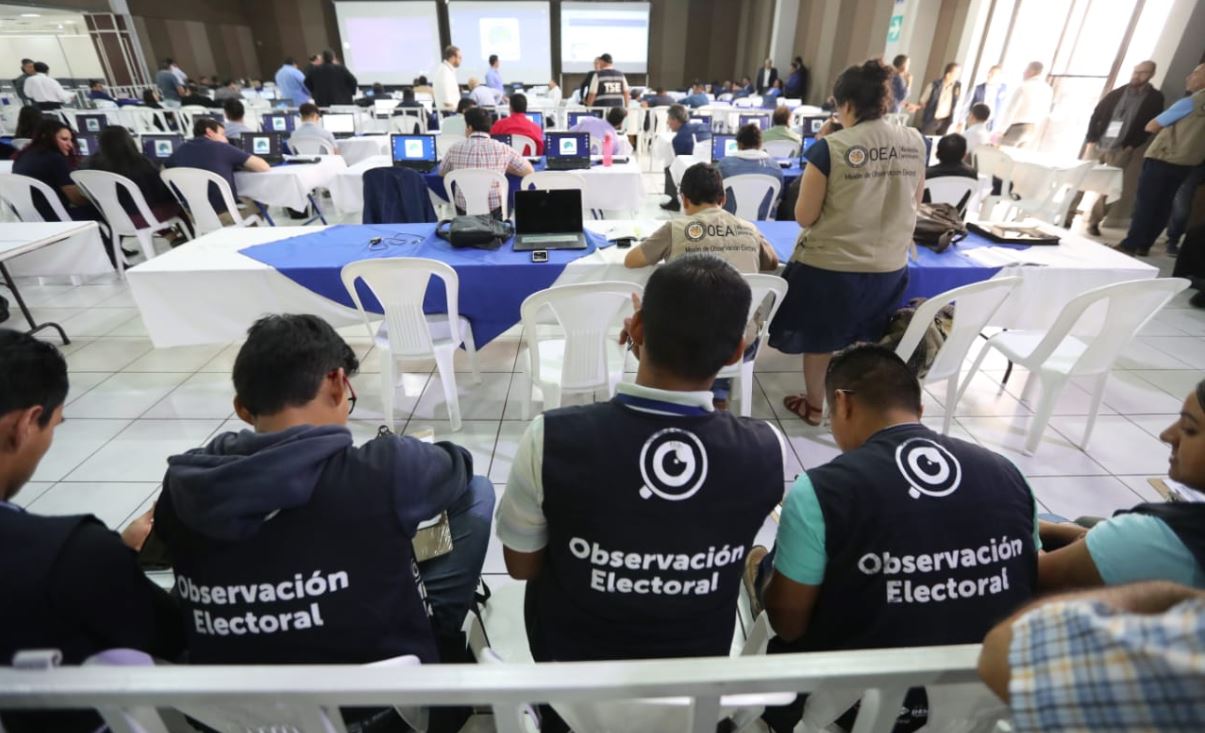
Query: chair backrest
[
  {"left": 924, "top": 177, "right": 979, "bottom": 216},
  {"left": 93, "top": 99, "right": 118, "bottom": 109},
  {"left": 160, "top": 167, "right": 247, "bottom": 235},
  {"left": 651, "top": 106, "right": 670, "bottom": 136},
  {"left": 70, "top": 169, "right": 161, "bottom": 236},
  {"left": 520, "top": 170, "right": 586, "bottom": 193},
  {"left": 762, "top": 139, "right": 799, "bottom": 159},
  {"left": 520, "top": 281, "right": 644, "bottom": 392},
  {"left": 0, "top": 173, "right": 72, "bottom": 222},
  {"left": 742, "top": 273, "right": 788, "bottom": 341},
  {"left": 724, "top": 174, "right": 781, "bottom": 221},
  {"left": 445, "top": 168, "right": 509, "bottom": 217},
  {"left": 509, "top": 133, "right": 538, "bottom": 156},
  {"left": 692, "top": 138, "right": 712, "bottom": 161},
  {"left": 440, "top": 115, "right": 467, "bottom": 138},
  {"left": 894, "top": 277, "right": 1021, "bottom": 384},
  {"left": 1022, "top": 277, "right": 1189, "bottom": 376},
  {"left": 390, "top": 113, "right": 425, "bottom": 134},
  {"left": 341, "top": 257, "right": 462, "bottom": 358},
  {"left": 971, "top": 146, "right": 1011, "bottom": 181},
  {"left": 291, "top": 136, "right": 335, "bottom": 155}
]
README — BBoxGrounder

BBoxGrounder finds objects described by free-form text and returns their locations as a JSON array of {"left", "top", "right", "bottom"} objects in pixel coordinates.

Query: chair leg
[
  {"left": 521, "top": 352, "right": 533, "bottom": 422},
  {"left": 380, "top": 355, "right": 396, "bottom": 430},
  {"left": 462, "top": 323, "right": 482, "bottom": 384},
  {"left": 737, "top": 363, "right": 754, "bottom": 418},
  {"left": 1024, "top": 374, "right": 1063, "bottom": 456},
  {"left": 433, "top": 346, "right": 462, "bottom": 432},
  {"left": 135, "top": 230, "right": 155, "bottom": 260},
  {"left": 954, "top": 341, "right": 992, "bottom": 407},
  {"left": 941, "top": 376, "right": 957, "bottom": 436},
  {"left": 1080, "top": 373, "right": 1109, "bottom": 450}
]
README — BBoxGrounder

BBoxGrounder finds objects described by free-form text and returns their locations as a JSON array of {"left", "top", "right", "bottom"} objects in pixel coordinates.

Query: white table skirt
[
  {"left": 338, "top": 136, "right": 390, "bottom": 166},
  {"left": 126, "top": 219, "right": 1158, "bottom": 349},
  {"left": 234, "top": 156, "right": 347, "bottom": 211},
  {"left": 1, "top": 222, "right": 112, "bottom": 278},
  {"left": 328, "top": 157, "right": 645, "bottom": 215}
]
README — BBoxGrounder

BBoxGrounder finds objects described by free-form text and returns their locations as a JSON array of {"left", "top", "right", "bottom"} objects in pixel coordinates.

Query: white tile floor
[{"left": 3, "top": 171, "right": 1201, "bottom": 593}]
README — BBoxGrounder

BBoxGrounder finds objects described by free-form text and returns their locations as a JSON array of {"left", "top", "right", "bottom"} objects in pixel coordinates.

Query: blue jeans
[
  {"left": 1168, "top": 164, "right": 1205, "bottom": 246},
  {"left": 417, "top": 475, "right": 495, "bottom": 637},
  {"left": 1121, "top": 158, "right": 1193, "bottom": 253}
]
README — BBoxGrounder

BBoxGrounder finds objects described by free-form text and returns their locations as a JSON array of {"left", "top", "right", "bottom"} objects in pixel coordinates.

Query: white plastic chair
[
  {"left": 715, "top": 274, "right": 788, "bottom": 416},
  {"left": 1009, "top": 160, "right": 1095, "bottom": 226},
  {"left": 724, "top": 174, "right": 782, "bottom": 221},
  {"left": 893, "top": 277, "right": 1021, "bottom": 436},
  {"left": 508, "top": 133, "right": 538, "bottom": 156},
  {"left": 518, "top": 281, "right": 644, "bottom": 419},
  {"left": 762, "top": 139, "right": 799, "bottom": 159},
  {"left": 160, "top": 167, "right": 262, "bottom": 236},
  {"left": 341, "top": 258, "right": 481, "bottom": 432},
  {"left": 972, "top": 147, "right": 1014, "bottom": 220},
  {"left": 70, "top": 169, "right": 189, "bottom": 265},
  {"left": 439, "top": 115, "right": 466, "bottom": 138},
  {"left": 924, "top": 177, "right": 979, "bottom": 217},
  {"left": 520, "top": 170, "right": 586, "bottom": 193},
  {"left": 956, "top": 277, "right": 1189, "bottom": 455},
  {"left": 390, "top": 113, "right": 426, "bottom": 134},
  {"left": 798, "top": 680, "right": 1008, "bottom": 733},
  {"left": 692, "top": 138, "right": 713, "bottom": 162},
  {"left": 0, "top": 173, "right": 75, "bottom": 223},
  {"left": 444, "top": 168, "right": 509, "bottom": 217},
  {"left": 176, "top": 104, "right": 212, "bottom": 133},
  {"left": 290, "top": 136, "right": 335, "bottom": 155}
]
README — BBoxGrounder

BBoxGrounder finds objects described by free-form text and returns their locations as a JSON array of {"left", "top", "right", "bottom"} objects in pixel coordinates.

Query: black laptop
[
  {"left": 544, "top": 132, "right": 590, "bottom": 171},
  {"left": 800, "top": 115, "right": 829, "bottom": 138},
  {"left": 240, "top": 131, "right": 285, "bottom": 164},
  {"left": 738, "top": 114, "right": 769, "bottom": 130},
  {"left": 74, "top": 133, "right": 99, "bottom": 158},
  {"left": 711, "top": 134, "right": 737, "bottom": 161},
  {"left": 261, "top": 113, "right": 296, "bottom": 134},
  {"left": 391, "top": 133, "right": 438, "bottom": 172},
  {"left": 513, "top": 189, "right": 587, "bottom": 251},
  {"left": 141, "top": 134, "right": 184, "bottom": 161},
  {"left": 76, "top": 113, "right": 108, "bottom": 134}
]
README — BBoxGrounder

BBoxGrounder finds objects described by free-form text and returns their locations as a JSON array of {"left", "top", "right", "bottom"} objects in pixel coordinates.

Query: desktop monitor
[
  {"left": 261, "top": 113, "right": 295, "bottom": 134},
  {"left": 141, "top": 134, "right": 184, "bottom": 161},
  {"left": 710, "top": 135, "right": 737, "bottom": 160}
]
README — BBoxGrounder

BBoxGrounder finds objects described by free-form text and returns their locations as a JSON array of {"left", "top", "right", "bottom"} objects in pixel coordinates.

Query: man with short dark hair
[
  {"left": 498, "top": 255, "right": 786, "bottom": 663},
  {"left": 716, "top": 123, "right": 784, "bottom": 218},
  {"left": 156, "top": 314, "right": 494, "bottom": 669},
  {"left": 87, "top": 79, "right": 115, "bottom": 103},
  {"left": 640, "top": 85, "right": 675, "bottom": 108},
  {"left": 490, "top": 93, "right": 544, "bottom": 154},
  {"left": 180, "top": 83, "right": 220, "bottom": 108},
  {"left": 214, "top": 79, "right": 242, "bottom": 103},
  {"left": 749, "top": 343, "right": 1039, "bottom": 732},
  {"left": 660, "top": 103, "right": 711, "bottom": 211},
  {"left": 0, "top": 330, "right": 183, "bottom": 733},
  {"left": 222, "top": 99, "right": 250, "bottom": 139},
  {"left": 585, "top": 52, "right": 629, "bottom": 108},
  {"left": 681, "top": 81, "right": 709, "bottom": 109},
  {"left": 435, "top": 45, "right": 463, "bottom": 111},
  {"left": 166, "top": 118, "right": 268, "bottom": 218},
  {"left": 304, "top": 49, "right": 357, "bottom": 107},
  {"left": 919, "top": 62, "right": 962, "bottom": 135},
  {"left": 440, "top": 106, "right": 534, "bottom": 215},
  {"left": 12, "top": 58, "right": 34, "bottom": 105},
  {"left": 24, "top": 62, "right": 72, "bottom": 110},
  {"left": 926, "top": 133, "right": 977, "bottom": 180},
  {"left": 962, "top": 103, "right": 991, "bottom": 159},
  {"left": 485, "top": 53, "right": 503, "bottom": 93},
  {"left": 569, "top": 106, "right": 631, "bottom": 155},
  {"left": 756, "top": 58, "right": 778, "bottom": 95},
  {"left": 288, "top": 102, "right": 339, "bottom": 154},
  {"left": 155, "top": 60, "right": 182, "bottom": 103}
]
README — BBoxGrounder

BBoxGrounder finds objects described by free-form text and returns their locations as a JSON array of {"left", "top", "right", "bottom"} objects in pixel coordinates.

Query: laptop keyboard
[{"left": 522, "top": 234, "right": 580, "bottom": 244}]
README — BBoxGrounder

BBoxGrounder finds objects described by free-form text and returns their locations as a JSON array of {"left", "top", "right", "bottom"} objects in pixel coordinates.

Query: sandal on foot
[{"left": 783, "top": 394, "right": 823, "bottom": 426}]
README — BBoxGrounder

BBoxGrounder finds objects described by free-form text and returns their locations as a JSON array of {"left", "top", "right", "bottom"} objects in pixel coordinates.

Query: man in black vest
[
  {"left": 749, "top": 344, "right": 1038, "bottom": 731},
  {"left": 585, "top": 52, "right": 630, "bottom": 108},
  {"left": 155, "top": 314, "right": 494, "bottom": 670},
  {"left": 0, "top": 330, "right": 183, "bottom": 733},
  {"left": 496, "top": 255, "right": 786, "bottom": 664}
]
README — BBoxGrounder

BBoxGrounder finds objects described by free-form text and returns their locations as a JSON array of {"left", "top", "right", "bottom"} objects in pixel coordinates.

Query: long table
[
  {"left": 126, "top": 220, "right": 1156, "bottom": 349},
  {"left": 1, "top": 221, "right": 106, "bottom": 342}
]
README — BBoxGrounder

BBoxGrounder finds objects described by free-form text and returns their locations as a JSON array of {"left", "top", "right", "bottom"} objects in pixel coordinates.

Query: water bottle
[{"left": 602, "top": 131, "right": 614, "bottom": 167}]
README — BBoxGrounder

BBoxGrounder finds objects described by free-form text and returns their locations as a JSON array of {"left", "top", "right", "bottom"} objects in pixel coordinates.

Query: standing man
[
  {"left": 919, "top": 62, "right": 962, "bottom": 135},
  {"left": 966, "top": 64, "right": 1008, "bottom": 130},
  {"left": 1073, "top": 60, "right": 1164, "bottom": 235},
  {"left": 585, "top": 53, "right": 629, "bottom": 108},
  {"left": 23, "top": 62, "right": 73, "bottom": 110},
  {"left": 434, "top": 45, "right": 463, "bottom": 112},
  {"left": 756, "top": 57, "right": 779, "bottom": 95},
  {"left": 1117, "top": 63, "right": 1205, "bottom": 256},
  {"left": 578, "top": 57, "right": 602, "bottom": 104},
  {"left": 12, "top": 59, "right": 34, "bottom": 105},
  {"left": 155, "top": 60, "right": 182, "bottom": 104},
  {"left": 304, "top": 49, "right": 357, "bottom": 107},
  {"left": 168, "top": 58, "right": 188, "bottom": 88},
  {"left": 274, "top": 57, "right": 310, "bottom": 107},
  {"left": 890, "top": 55, "right": 913, "bottom": 114},
  {"left": 485, "top": 54, "right": 504, "bottom": 93},
  {"left": 999, "top": 61, "right": 1053, "bottom": 148}
]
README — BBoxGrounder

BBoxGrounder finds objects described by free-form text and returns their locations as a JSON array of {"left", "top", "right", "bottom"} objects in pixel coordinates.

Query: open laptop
[
  {"left": 710, "top": 134, "right": 737, "bottom": 161},
  {"left": 689, "top": 113, "right": 713, "bottom": 131},
  {"left": 322, "top": 113, "right": 356, "bottom": 139},
  {"left": 74, "top": 133, "right": 99, "bottom": 158},
  {"left": 240, "top": 131, "right": 285, "bottom": 164},
  {"left": 390, "top": 133, "right": 438, "bottom": 172},
  {"left": 261, "top": 113, "right": 295, "bottom": 134},
  {"left": 260, "top": 87, "right": 278, "bottom": 101},
  {"left": 544, "top": 132, "right": 590, "bottom": 171},
  {"left": 529, "top": 111, "right": 545, "bottom": 129},
  {"left": 738, "top": 114, "right": 769, "bottom": 130},
  {"left": 491, "top": 133, "right": 512, "bottom": 148},
  {"left": 373, "top": 98, "right": 400, "bottom": 117},
  {"left": 76, "top": 113, "right": 108, "bottom": 134},
  {"left": 800, "top": 115, "right": 829, "bottom": 138},
  {"left": 141, "top": 133, "right": 184, "bottom": 161},
  {"left": 513, "top": 189, "right": 587, "bottom": 251}
]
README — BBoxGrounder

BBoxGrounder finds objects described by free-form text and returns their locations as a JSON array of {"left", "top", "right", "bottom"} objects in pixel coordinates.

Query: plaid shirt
[
  {"left": 439, "top": 132, "right": 529, "bottom": 212},
  {"left": 1009, "top": 598, "right": 1205, "bottom": 732}
]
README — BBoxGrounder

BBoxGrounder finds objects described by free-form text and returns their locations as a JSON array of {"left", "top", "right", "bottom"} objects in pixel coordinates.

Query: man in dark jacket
[
  {"left": 1072, "top": 60, "right": 1164, "bottom": 235},
  {"left": 755, "top": 58, "right": 779, "bottom": 95},
  {"left": 304, "top": 49, "right": 359, "bottom": 107},
  {"left": 920, "top": 62, "right": 962, "bottom": 135}
]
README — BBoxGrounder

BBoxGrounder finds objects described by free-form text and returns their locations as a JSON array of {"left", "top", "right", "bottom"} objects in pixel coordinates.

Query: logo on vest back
[
  {"left": 684, "top": 221, "right": 705, "bottom": 241},
  {"left": 845, "top": 145, "right": 869, "bottom": 168},
  {"left": 895, "top": 438, "right": 961, "bottom": 499},
  {"left": 638, "top": 428, "right": 709, "bottom": 501}
]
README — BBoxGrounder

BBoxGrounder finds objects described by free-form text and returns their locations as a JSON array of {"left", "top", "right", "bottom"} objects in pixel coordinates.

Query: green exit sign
[{"left": 887, "top": 14, "right": 904, "bottom": 42}]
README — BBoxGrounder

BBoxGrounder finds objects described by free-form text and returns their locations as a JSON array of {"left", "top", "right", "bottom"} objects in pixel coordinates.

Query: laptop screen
[
  {"left": 711, "top": 135, "right": 737, "bottom": 160},
  {"left": 261, "top": 88, "right": 278, "bottom": 100},
  {"left": 391, "top": 134, "right": 436, "bottom": 163},
  {"left": 323, "top": 114, "right": 356, "bottom": 134},
  {"left": 515, "top": 189, "right": 583, "bottom": 235},
  {"left": 545, "top": 132, "right": 589, "bottom": 160},
  {"left": 689, "top": 114, "right": 712, "bottom": 130},
  {"left": 77, "top": 114, "right": 107, "bottom": 133},
  {"left": 566, "top": 111, "right": 588, "bottom": 128},
  {"left": 801, "top": 115, "right": 828, "bottom": 138},
  {"left": 529, "top": 111, "right": 545, "bottom": 129},
  {"left": 242, "top": 132, "right": 281, "bottom": 158},
  {"left": 74, "top": 134, "right": 99, "bottom": 158},
  {"left": 491, "top": 133, "right": 512, "bottom": 147},
  {"left": 262, "top": 114, "right": 295, "bottom": 133},
  {"left": 141, "top": 134, "right": 183, "bottom": 160},
  {"left": 738, "top": 114, "right": 768, "bottom": 130}
]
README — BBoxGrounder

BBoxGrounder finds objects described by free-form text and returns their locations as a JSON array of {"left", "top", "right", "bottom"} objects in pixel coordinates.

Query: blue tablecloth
[{"left": 239, "top": 224, "right": 609, "bottom": 346}]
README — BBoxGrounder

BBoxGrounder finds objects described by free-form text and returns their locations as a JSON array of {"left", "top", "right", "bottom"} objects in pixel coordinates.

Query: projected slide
[
  {"left": 334, "top": 1, "right": 441, "bottom": 84},
  {"left": 449, "top": 1, "right": 552, "bottom": 84},
  {"left": 560, "top": 2, "right": 650, "bottom": 73}
]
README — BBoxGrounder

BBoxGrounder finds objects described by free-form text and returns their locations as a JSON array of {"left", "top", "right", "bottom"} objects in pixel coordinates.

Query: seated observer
[
  {"left": 221, "top": 98, "right": 251, "bottom": 140},
  {"left": 570, "top": 106, "right": 633, "bottom": 156},
  {"left": 165, "top": 117, "right": 269, "bottom": 221},
  {"left": 0, "top": 330, "right": 183, "bottom": 733},
  {"left": 716, "top": 123, "right": 785, "bottom": 220},
  {"left": 661, "top": 103, "right": 712, "bottom": 212},
  {"left": 490, "top": 93, "right": 545, "bottom": 155},
  {"left": 153, "top": 314, "right": 493, "bottom": 669},
  {"left": 84, "top": 125, "right": 186, "bottom": 245},
  {"left": 440, "top": 106, "right": 534, "bottom": 216},
  {"left": 748, "top": 344, "right": 1039, "bottom": 732},
  {"left": 925, "top": 133, "right": 978, "bottom": 181},
  {"left": 762, "top": 105, "right": 802, "bottom": 145},
  {"left": 496, "top": 255, "right": 786, "bottom": 662},
  {"left": 288, "top": 102, "right": 340, "bottom": 154},
  {"left": 1038, "top": 378, "right": 1205, "bottom": 591}
]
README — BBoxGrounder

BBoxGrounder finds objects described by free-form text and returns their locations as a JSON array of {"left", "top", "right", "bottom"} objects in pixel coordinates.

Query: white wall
[{"left": 0, "top": 34, "right": 105, "bottom": 80}]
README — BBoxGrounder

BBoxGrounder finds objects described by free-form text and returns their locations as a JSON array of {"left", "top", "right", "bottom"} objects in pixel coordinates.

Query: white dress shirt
[
  {"left": 1003, "top": 77, "right": 1053, "bottom": 128},
  {"left": 469, "top": 84, "right": 501, "bottom": 107},
  {"left": 963, "top": 122, "right": 991, "bottom": 157},
  {"left": 23, "top": 73, "right": 72, "bottom": 104},
  {"left": 433, "top": 60, "right": 460, "bottom": 111}
]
